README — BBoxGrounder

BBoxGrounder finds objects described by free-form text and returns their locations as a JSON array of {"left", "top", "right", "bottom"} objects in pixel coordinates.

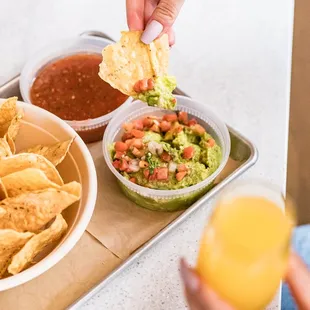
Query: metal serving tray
[{"left": 0, "top": 31, "right": 258, "bottom": 309}]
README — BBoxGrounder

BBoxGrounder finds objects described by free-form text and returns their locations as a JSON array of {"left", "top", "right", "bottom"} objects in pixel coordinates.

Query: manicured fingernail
[
  {"left": 141, "top": 20, "right": 163, "bottom": 44},
  {"left": 180, "top": 258, "right": 200, "bottom": 293}
]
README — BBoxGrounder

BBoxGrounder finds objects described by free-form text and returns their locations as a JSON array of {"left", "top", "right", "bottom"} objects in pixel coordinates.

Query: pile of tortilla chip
[
  {"left": 99, "top": 31, "right": 177, "bottom": 109},
  {"left": 0, "top": 97, "right": 81, "bottom": 278}
]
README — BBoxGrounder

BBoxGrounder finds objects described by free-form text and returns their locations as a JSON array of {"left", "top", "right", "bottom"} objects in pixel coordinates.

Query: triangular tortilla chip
[
  {"left": 0, "top": 138, "right": 12, "bottom": 158},
  {"left": 0, "top": 179, "right": 8, "bottom": 200},
  {"left": 99, "top": 31, "right": 169, "bottom": 96},
  {"left": 0, "top": 183, "right": 81, "bottom": 232},
  {"left": 0, "top": 153, "right": 64, "bottom": 186},
  {"left": 1, "top": 168, "right": 60, "bottom": 197},
  {"left": 0, "top": 229, "right": 34, "bottom": 277},
  {"left": 4, "top": 110, "right": 23, "bottom": 154},
  {"left": 0, "top": 97, "right": 18, "bottom": 136},
  {"left": 8, "top": 214, "right": 67, "bottom": 275},
  {"left": 21, "top": 138, "right": 74, "bottom": 166}
]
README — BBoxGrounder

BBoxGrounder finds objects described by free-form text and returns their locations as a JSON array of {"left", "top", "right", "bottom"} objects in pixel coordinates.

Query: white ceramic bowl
[{"left": 0, "top": 99, "right": 97, "bottom": 291}]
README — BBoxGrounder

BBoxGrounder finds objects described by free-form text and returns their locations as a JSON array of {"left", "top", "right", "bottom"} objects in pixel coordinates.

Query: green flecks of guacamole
[
  {"left": 145, "top": 152, "right": 159, "bottom": 174},
  {"left": 134, "top": 76, "right": 177, "bottom": 110},
  {"left": 200, "top": 144, "right": 222, "bottom": 173},
  {"left": 143, "top": 131, "right": 162, "bottom": 143}
]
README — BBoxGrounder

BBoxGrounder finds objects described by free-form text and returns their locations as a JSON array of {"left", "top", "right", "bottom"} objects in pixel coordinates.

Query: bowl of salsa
[{"left": 20, "top": 36, "right": 132, "bottom": 143}]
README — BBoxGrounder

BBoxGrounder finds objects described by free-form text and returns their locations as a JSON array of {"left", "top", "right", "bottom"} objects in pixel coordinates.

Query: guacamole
[
  {"left": 134, "top": 76, "right": 177, "bottom": 109},
  {"left": 111, "top": 112, "right": 222, "bottom": 192}
]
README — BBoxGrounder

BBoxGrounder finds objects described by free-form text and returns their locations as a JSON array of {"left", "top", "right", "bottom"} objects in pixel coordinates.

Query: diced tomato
[
  {"left": 143, "top": 117, "right": 153, "bottom": 128},
  {"left": 122, "top": 122, "right": 134, "bottom": 132},
  {"left": 171, "top": 98, "right": 177, "bottom": 104},
  {"left": 176, "top": 171, "right": 187, "bottom": 182},
  {"left": 119, "top": 159, "right": 129, "bottom": 171},
  {"left": 183, "top": 146, "right": 195, "bottom": 159},
  {"left": 131, "top": 129, "right": 145, "bottom": 138},
  {"left": 150, "top": 124, "right": 160, "bottom": 133},
  {"left": 163, "top": 114, "right": 178, "bottom": 122},
  {"left": 177, "top": 164, "right": 188, "bottom": 172},
  {"left": 132, "top": 138, "right": 143, "bottom": 149},
  {"left": 139, "top": 79, "right": 149, "bottom": 91},
  {"left": 133, "top": 81, "right": 141, "bottom": 93},
  {"left": 112, "top": 160, "right": 120, "bottom": 169},
  {"left": 143, "top": 169, "right": 150, "bottom": 179},
  {"left": 174, "top": 125, "right": 183, "bottom": 134},
  {"left": 178, "top": 111, "right": 188, "bottom": 125},
  {"left": 161, "top": 152, "right": 172, "bottom": 162},
  {"left": 115, "top": 151, "right": 125, "bottom": 159},
  {"left": 139, "top": 160, "right": 149, "bottom": 168},
  {"left": 160, "top": 121, "right": 171, "bottom": 132},
  {"left": 188, "top": 119, "right": 198, "bottom": 127},
  {"left": 132, "top": 147, "right": 145, "bottom": 158},
  {"left": 147, "top": 78, "right": 154, "bottom": 90},
  {"left": 149, "top": 169, "right": 157, "bottom": 181},
  {"left": 133, "top": 119, "right": 144, "bottom": 130},
  {"left": 122, "top": 132, "right": 133, "bottom": 141},
  {"left": 115, "top": 141, "right": 128, "bottom": 152},
  {"left": 129, "top": 177, "right": 137, "bottom": 183},
  {"left": 207, "top": 138, "right": 215, "bottom": 147},
  {"left": 192, "top": 124, "right": 206, "bottom": 135},
  {"left": 156, "top": 167, "right": 168, "bottom": 180}
]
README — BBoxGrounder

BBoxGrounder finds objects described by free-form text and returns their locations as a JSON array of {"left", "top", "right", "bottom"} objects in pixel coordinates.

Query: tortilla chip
[
  {"left": 99, "top": 31, "right": 169, "bottom": 96},
  {"left": 21, "top": 138, "right": 74, "bottom": 166},
  {"left": 0, "top": 138, "right": 12, "bottom": 158},
  {"left": 0, "top": 153, "right": 64, "bottom": 186},
  {"left": 0, "top": 97, "right": 18, "bottom": 136},
  {"left": 0, "top": 229, "right": 34, "bottom": 277},
  {"left": 1, "top": 168, "right": 60, "bottom": 197},
  {"left": 0, "top": 183, "right": 81, "bottom": 232},
  {"left": 4, "top": 133, "right": 15, "bottom": 154},
  {"left": 0, "top": 180, "right": 8, "bottom": 200},
  {"left": 8, "top": 214, "right": 68, "bottom": 275}
]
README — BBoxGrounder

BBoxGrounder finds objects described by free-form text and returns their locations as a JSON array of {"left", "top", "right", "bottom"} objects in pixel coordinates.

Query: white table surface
[{"left": 0, "top": 0, "right": 294, "bottom": 309}]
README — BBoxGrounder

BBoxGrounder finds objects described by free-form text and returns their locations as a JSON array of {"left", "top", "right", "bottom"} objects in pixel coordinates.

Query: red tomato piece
[
  {"left": 147, "top": 78, "right": 154, "bottom": 90},
  {"left": 139, "top": 79, "right": 148, "bottom": 91},
  {"left": 183, "top": 146, "right": 195, "bottom": 159},
  {"left": 115, "top": 141, "right": 129, "bottom": 152},
  {"left": 156, "top": 167, "right": 168, "bottom": 180},
  {"left": 188, "top": 119, "right": 198, "bottom": 127},
  {"left": 161, "top": 152, "right": 172, "bottom": 162},
  {"left": 163, "top": 114, "right": 178, "bottom": 122},
  {"left": 178, "top": 111, "right": 188, "bottom": 125},
  {"left": 143, "top": 117, "right": 153, "bottom": 128},
  {"left": 129, "top": 177, "right": 137, "bottom": 183},
  {"left": 160, "top": 121, "right": 171, "bottom": 132},
  {"left": 131, "top": 129, "right": 145, "bottom": 138},
  {"left": 119, "top": 159, "right": 129, "bottom": 171},
  {"left": 112, "top": 160, "right": 120, "bottom": 169},
  {"left": 122, "top": 132, "right": 133, "bottom": 142},
  {"left": 193, "top": 124, "right": 206, "bottom": 135},
  {"left": 176, "top": 171, "right": 187, "bottom": 182},
  {"left": 144, "top": 169, "right": 150, "bottom": 179},
  {"left": 132, "top": 138, "right": 143, "bottom": 149}
]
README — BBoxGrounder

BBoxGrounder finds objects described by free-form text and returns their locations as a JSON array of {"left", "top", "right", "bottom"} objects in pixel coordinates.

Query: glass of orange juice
[{"left": 196, "top": 181, "right": 295, "bottom": 310}]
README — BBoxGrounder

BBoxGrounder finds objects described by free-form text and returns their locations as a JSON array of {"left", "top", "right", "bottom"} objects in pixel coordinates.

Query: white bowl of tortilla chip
[{"left": 0, "top": 98, "right": 97, "bottom": 291}]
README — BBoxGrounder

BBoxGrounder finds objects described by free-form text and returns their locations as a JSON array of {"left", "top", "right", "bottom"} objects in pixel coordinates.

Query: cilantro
[{"left": 146, "top": 152, "right": 159, "bottom": 174}]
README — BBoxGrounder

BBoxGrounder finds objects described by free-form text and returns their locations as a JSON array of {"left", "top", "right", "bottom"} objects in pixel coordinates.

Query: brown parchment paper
[
  {"left": 86, "top": 142, "right": 183, "bottom": 259},
  {"left": 0, "top": 232, "right": 121, "bottom": 310}
]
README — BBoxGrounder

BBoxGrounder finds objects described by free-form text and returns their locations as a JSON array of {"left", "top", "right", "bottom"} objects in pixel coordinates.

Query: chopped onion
[
  {"left": 129, "top": 159, "right": 140, "bottom": 172},
  {"left": 169, "top": 162, "right": 177, "bottom": 172},
  {"left": 156, "top": 144, "right": 163, "bottom": 155},
  {"left": 148, "top": 141, "right": 158, "bottom": 155}
]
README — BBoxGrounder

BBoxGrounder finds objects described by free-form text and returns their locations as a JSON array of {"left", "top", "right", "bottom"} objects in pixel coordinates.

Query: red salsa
[{"left": 30, "top": 53, "right": 128, "bottom": 121}]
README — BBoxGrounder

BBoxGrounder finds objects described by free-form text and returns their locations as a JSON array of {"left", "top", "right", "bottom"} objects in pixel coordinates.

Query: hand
[
  {"left": 180, "top": 253, "right": 310, "bottom": 310},
  {"left": 126, "top": 0, "right": 185, "bottom": 45}
]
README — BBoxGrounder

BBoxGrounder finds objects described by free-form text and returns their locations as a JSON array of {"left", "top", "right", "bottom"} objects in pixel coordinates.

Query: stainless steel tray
[{"left": 0, "top": 31, "right": 258, "bottom": 309}]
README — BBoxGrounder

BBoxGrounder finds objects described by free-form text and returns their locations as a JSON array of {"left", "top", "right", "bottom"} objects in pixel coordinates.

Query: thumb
[{"left": 141, "top": 0, "right": 185, "bottom": 44}]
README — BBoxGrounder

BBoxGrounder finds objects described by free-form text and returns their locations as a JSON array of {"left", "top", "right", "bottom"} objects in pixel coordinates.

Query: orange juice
[{"left": 197, "top": 193, "right": 294, "bottom": 310}]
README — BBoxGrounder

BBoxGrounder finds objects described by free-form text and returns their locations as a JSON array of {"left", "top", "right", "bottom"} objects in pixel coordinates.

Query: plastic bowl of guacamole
[{"left": 103, "top": 96, "right": 230, "bottom": 212}]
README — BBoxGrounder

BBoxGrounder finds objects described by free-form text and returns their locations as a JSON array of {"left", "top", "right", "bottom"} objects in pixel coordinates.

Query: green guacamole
[
  {"left": 111, "top": 112, "right": 222, "bottom": 212},
  {"left": 134, "top": 76, "right": 177, "bottom": 109}
]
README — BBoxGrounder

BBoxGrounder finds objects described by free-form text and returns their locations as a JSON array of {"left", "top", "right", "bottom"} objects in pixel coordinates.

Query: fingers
[
  {"left": 141, "top": 0, "right": 184, "bottom": 44},
  {"left": 180, "top": 258, "right": 234, "bottom": 310},
  {"left": 126, "top": 0, "right": 145, "bottom": 30},
  {"left": 144, "top": 0, "right": 158, "bottom": 26},
  {"left": 167, "top": 28, "right": 175, "bottom": 46},
  {"left": 285, "top": 252, "right": 310, "bottom": 310}
]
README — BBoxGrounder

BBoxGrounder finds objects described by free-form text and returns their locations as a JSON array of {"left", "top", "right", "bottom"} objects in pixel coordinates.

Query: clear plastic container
[
  {"left": 19, "top": 36, "right": 132, "bottom": 143},
  {"left": 103, "top": 96, "right": 231, "bottom": 211}
]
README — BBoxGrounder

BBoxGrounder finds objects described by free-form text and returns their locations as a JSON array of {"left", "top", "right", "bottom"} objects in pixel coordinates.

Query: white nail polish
[{"left": 141, "top": 20, "right": 163, "bottom": 44}]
